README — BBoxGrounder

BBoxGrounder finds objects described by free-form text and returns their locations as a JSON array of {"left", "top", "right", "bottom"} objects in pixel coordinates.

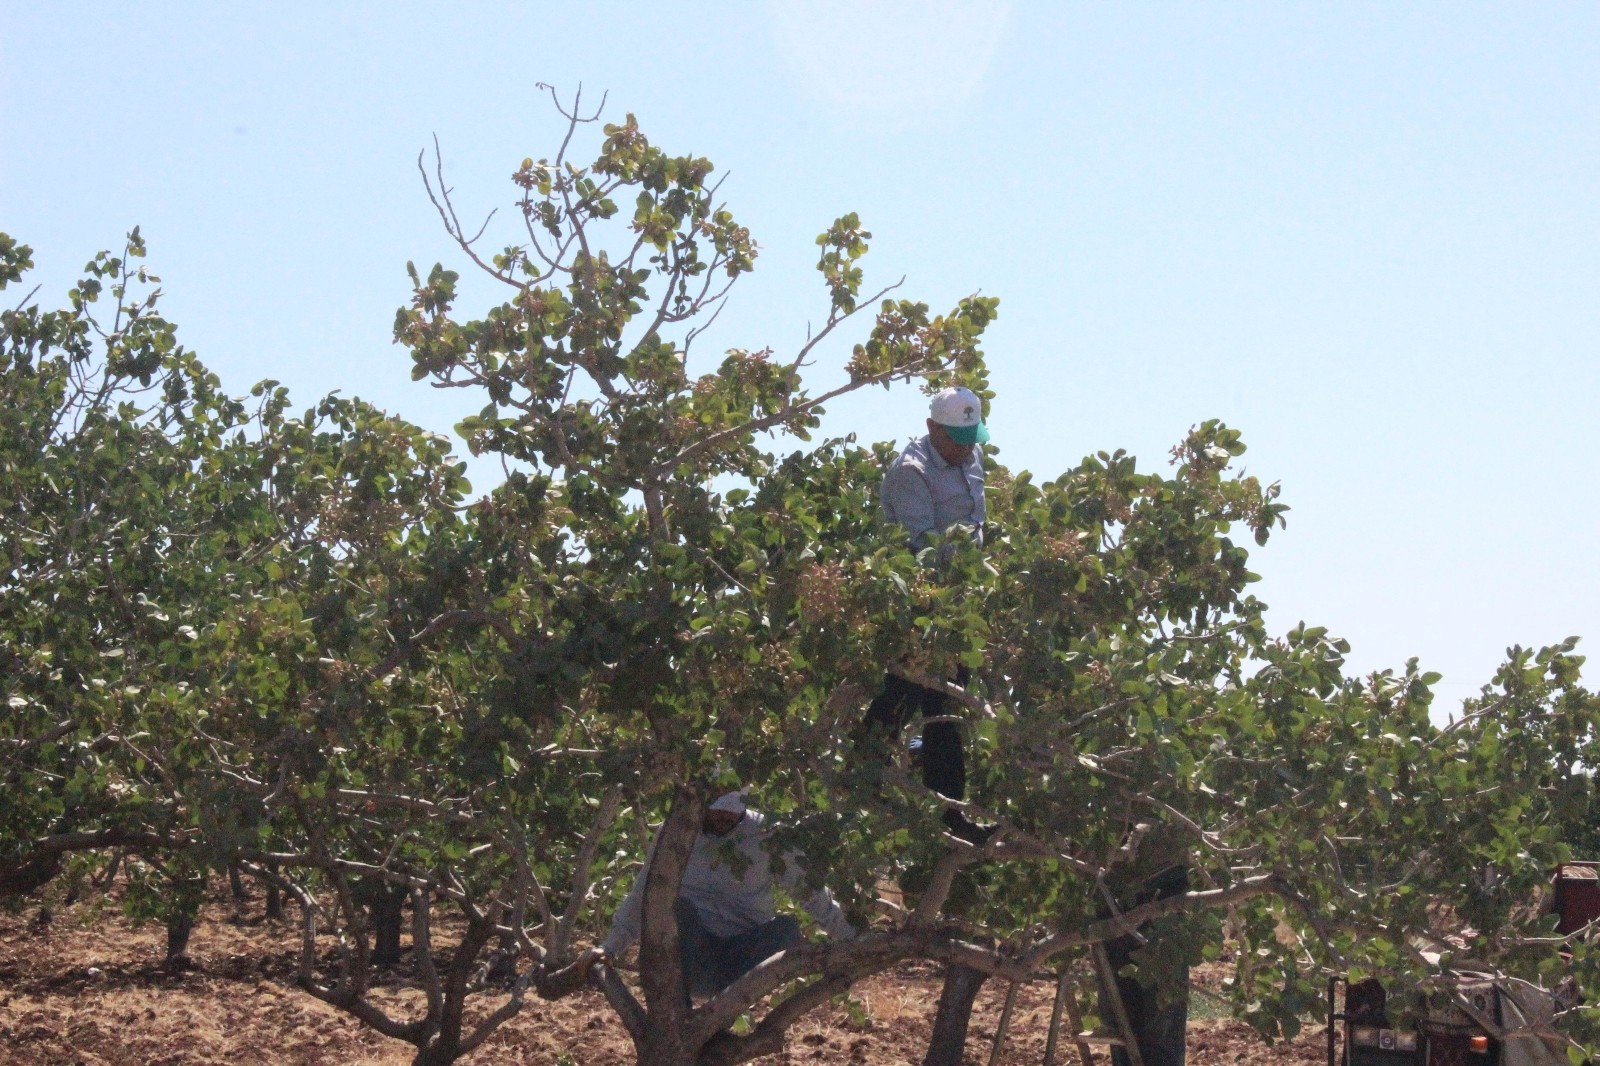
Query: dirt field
[{"left": 0, "top": 882, "right": 1329, "bottom": 1066}]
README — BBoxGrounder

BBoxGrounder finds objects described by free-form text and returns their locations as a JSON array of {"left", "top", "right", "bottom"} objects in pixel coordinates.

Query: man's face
[
  {"left": 702, "top": 808, "right": 744, "bottom": 837},
  {"left": 927, "top": 419, "right": 975, "bottom": 465}
]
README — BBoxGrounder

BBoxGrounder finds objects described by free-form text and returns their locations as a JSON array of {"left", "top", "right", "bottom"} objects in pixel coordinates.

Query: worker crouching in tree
[{"left": 596, "top": 791, "right": 857, "bottom": 1001}]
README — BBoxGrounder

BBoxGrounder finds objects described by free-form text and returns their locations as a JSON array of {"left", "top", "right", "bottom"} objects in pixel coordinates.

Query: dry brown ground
[{"left": 0, "top": 882, "right": 1328, "bottom": 1066}]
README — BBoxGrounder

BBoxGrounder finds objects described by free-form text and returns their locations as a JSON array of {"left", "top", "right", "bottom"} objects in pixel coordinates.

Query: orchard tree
[
  {"left": 0, "top": 229, "right": 259, "bottom": 909},
  {"left": 7, "top": 86, "right": 1598, "bottom": 1066},
  {"left": 0, "top": 232, "right": 586, "bottom": 1062},
  {"left": 183, "top": 385, "right": 615, "bottom": 1066},
  {"left": 813, "top": 430, "right": 1600, "bottom": 1065},
  {"left": 388, "top": 88, "right": 1007, "bottom": 1065},
  {"left": 391, "top": 89, "right": 1600, "bottom": 1066}
]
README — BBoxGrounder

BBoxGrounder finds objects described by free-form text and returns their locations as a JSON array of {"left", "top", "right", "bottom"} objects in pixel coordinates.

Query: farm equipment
[
  {"left": 1328, "top": 974, "right": 1513, "bottom": 1066},
  {"left": 1327, "top": 864, "right": 1597, "bottom": 1066},
  {"left": 1551, "top": 862, "right": 1600, "bottom": 937}
]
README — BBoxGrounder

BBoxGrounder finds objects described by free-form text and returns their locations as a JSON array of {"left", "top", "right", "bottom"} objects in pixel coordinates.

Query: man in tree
[
  {"left": 859, "top": 385, "right": 993, "bottom": 843},
  {"left": 598, "top": 792, "right": 857, "bottom": 1000}
]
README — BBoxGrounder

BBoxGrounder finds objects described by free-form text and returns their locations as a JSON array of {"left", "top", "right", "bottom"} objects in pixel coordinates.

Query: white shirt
[
  {"left": 880, "top": 435, "right": 985, "bottom": 550},
  {"left": 601, "top": 809, "right": 856, "bottom": 955}
]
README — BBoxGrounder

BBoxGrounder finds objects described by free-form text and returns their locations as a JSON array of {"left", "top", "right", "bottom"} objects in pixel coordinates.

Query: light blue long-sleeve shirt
[
  {"left": 880, "top": 435, "right": 985, "bottom": 550},
  {"left": 601, "top": 809, "right": 855, "bottom": 956}
]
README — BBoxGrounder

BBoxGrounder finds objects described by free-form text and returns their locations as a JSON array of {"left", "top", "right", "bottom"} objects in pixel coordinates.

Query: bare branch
[
  {"left": 1021, "top": 873, "right": 1283, "bottom": 970},
  {"left": 554, "top": 786, "right": 623, "bottom": 959},
  {"left": 787, "top": 277, "right": 905, "bottom": 375},
  {"left": 413, "top": 886, "right": 445, "bottom": 1020},
  {"left": 1, "top": 717, "right": 77, "bottom": 752},
  {"left": 459, "top": 966, "right": 538, "bottom": 1055},
  {"left": 591, "top": 960, "right": 649, "bottom": 1048},
  {"left": 896, "top": 669, "right": 998, "bottom": 720},
  {"left": 418, "top": 137, "right": 521, "bottom": 290},
  {"left": 909, "top": 842, "right": 983, "bottom": 928}
]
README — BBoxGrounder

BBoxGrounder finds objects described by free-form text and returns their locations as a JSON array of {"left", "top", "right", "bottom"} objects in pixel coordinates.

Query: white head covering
[
  {"left": 708, "top": 790, "right": 748, "bottom": 815},
  {"left": 929, "top": 386, "right": 989, "bottom": 444}
]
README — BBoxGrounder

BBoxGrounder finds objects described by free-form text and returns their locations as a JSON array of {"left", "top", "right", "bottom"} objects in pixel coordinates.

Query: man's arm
[
  {"left": 775, "top": 851, "right": 857, "bottom": 941},
  {"left": 801, "top": 885, "right": 857, "bottom": 941},
  {"left": 600, "top": 840, "right": 656, "bottom": 957}
]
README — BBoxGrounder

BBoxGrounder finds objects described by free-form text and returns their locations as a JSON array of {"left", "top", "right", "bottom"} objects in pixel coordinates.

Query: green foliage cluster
[{"left": 2, "top": 94, "right": 1597, "bottom": 1066}]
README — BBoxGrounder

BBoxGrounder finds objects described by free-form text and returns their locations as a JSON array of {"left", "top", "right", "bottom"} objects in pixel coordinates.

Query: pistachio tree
[
  {"left": 832, "top": 429, "right": 1600, "bottom": 1065},
  {"left": 0, "top": 231, "right": 581, "bottom": 1064},
  {"left": 6, "top": 89, "right": 1597, "bottom": 1066},
  {"left": 0, "top": 229, "right": 256, "bottom": 905},
  {"left": 390, "top": 93, "right": 1600, "bottom": 1066},
  {"left": 385, "top": 88, "right": 1010, "bottom": 1065}
]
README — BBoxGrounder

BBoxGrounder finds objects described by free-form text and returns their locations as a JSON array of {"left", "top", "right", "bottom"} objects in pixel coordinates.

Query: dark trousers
[
  {"left": 1101, "top": 866, "right": 1191, "bottom": 1066},
  {"left": 859, "top": 666, "right": 970, "bottom": 801},
  {"left": 675, "top": 898, "right": 801, "bottom": 999}
]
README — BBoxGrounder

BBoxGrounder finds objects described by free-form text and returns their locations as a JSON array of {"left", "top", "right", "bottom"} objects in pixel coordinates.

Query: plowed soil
[{"left": 0, "top": 881, "right": 1328, "bottom": 1066}]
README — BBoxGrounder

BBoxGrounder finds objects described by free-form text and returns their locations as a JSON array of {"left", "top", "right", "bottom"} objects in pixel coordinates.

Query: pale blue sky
[{"left": 4, "top": 3, "right": 1597, "bottom": 711}]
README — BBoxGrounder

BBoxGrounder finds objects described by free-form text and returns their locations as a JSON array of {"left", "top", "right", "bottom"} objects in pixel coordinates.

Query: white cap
[
  {"left": 929, "top": 386, "right": 989, "bottom": 444},
  {"left": 709, "top": 790, "right": 748, "bottom": 815}
]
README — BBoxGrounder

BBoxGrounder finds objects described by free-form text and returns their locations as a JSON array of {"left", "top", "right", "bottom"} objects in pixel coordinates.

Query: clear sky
[{"left": 4, "top": 3, "right": 1597, "bottom": 714}]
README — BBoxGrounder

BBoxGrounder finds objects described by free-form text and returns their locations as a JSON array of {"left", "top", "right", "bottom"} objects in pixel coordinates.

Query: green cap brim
[{"left": 942, "top": 422, "right": 989, "bottom": 446}]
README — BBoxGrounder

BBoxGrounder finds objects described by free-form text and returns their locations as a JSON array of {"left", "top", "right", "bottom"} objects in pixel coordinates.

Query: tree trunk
[
  {"left": 166, "top": 904, "right": 198, "bottom": 965},
  {"left": 411, "top": 1037, "right": 462, "bottom": 1066},
  {"left": 228, "top": 864, "right": 246, "bottom": 901},
  {"left": 636, "top": 1030, "right": 699, "bottom": 1066},
  {"left": 264, "top": 861, "right": 284, "bottom": 920},
  {"left": 370, "top": 883, "right": 408, "bottom": 967},
  {"left": 922, "top": 960, "right": 991, "bottom": 1066},
  {"left": 485, "top": 928, "right": 519, "bottom": 986},
  {"left": 163, "top": 873, "right": 205, "bottom": 967}
]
